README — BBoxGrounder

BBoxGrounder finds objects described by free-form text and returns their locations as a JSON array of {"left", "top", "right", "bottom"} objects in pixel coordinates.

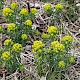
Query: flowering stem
[{"left": 58, "top": 72, "right": 61, "bottom": 80}]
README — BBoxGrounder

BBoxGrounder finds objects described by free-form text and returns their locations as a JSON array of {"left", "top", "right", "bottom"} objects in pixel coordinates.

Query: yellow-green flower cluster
[
  {"left": 31, "top": 8, "right": 38, "bottom": 15},
  {"left": 1, "top": 51, "right": 10, "bottom": 61},
  {"left": 4, "top": 39, "right": 13, "bottom": 46},
  {"left": 12, "top": 43, "right": 23, "bottom": 52},
  {"left": 61, "top": 35, "right": 73, "bottom": 43},
  {"left": 20, "top": 8, "right": 28, "bottom": 16},
  {"left": 69, "top": 57, "right": 75, "bottom": 63},
  {"left": 7, "top": 23, "right": 16, "bottom": 32},
  {"left": 58, "top": 61, "right": 65, "bottom": 68},
  {"left": 41, "top": 33, "right": 49, "bottom": 39},
  {"left": 44, "top": 3, "right": 52, "bottom": 11},
  {"left": 3, "top": 8, "right": 12, "bottom": 17},
  {"left": 21, "top": 34, "right": 27, "bottom": 40},
  {"left": 32, "top": 41, "right": 45, "bottom": 52},
  {"left": 24, "top": 20, "right": 32, "bottom": 27},
  {"left": 51, "top": 41, "right": 65, "bottom": 53},
  {"left": 55, "top": 4, "right": 63, "bottom": 10},
  {"left": 10, "top": 2, "right": 18, "bottom": 10},
  {"left": 47, "top": 26, "right": 58, "bottom": 34}
]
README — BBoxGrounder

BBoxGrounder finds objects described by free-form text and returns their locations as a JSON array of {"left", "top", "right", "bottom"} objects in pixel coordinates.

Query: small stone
[
  {"left": 30, "top": 3, "right": 34, "bottom": 8},
  {"left": 25, "top": 45, "right": 31, "bottom": 51},
  {"left": 76, "top": 3, "right": 80, "bottom": 7},
  {"left": 32, "top": 24, "right": 40, "bottom": 30},
  {"left": 35, "top": 3, "right": 40, "bottom": 9},
  {"left": 0, "top": 18, "right": 6, "bottom": 24}
]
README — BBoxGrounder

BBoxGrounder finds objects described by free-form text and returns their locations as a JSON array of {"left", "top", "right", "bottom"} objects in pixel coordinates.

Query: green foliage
[
  {"left": 41, "top": 0, "right": 53, "bottom": 2},
  {"left": 0, "top": 2, "right": 38, "bottom": 73},
  {"left": 0, "top": 0, "right": 3, "bottom": 17},
  {"left": 32, "top": 30, "right": 74, "bottom": 79}
]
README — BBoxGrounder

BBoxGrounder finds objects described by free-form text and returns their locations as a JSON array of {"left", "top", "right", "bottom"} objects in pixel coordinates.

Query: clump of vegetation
[{"left": 32, "top": 26, "right": 75, "bottom": 79}]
